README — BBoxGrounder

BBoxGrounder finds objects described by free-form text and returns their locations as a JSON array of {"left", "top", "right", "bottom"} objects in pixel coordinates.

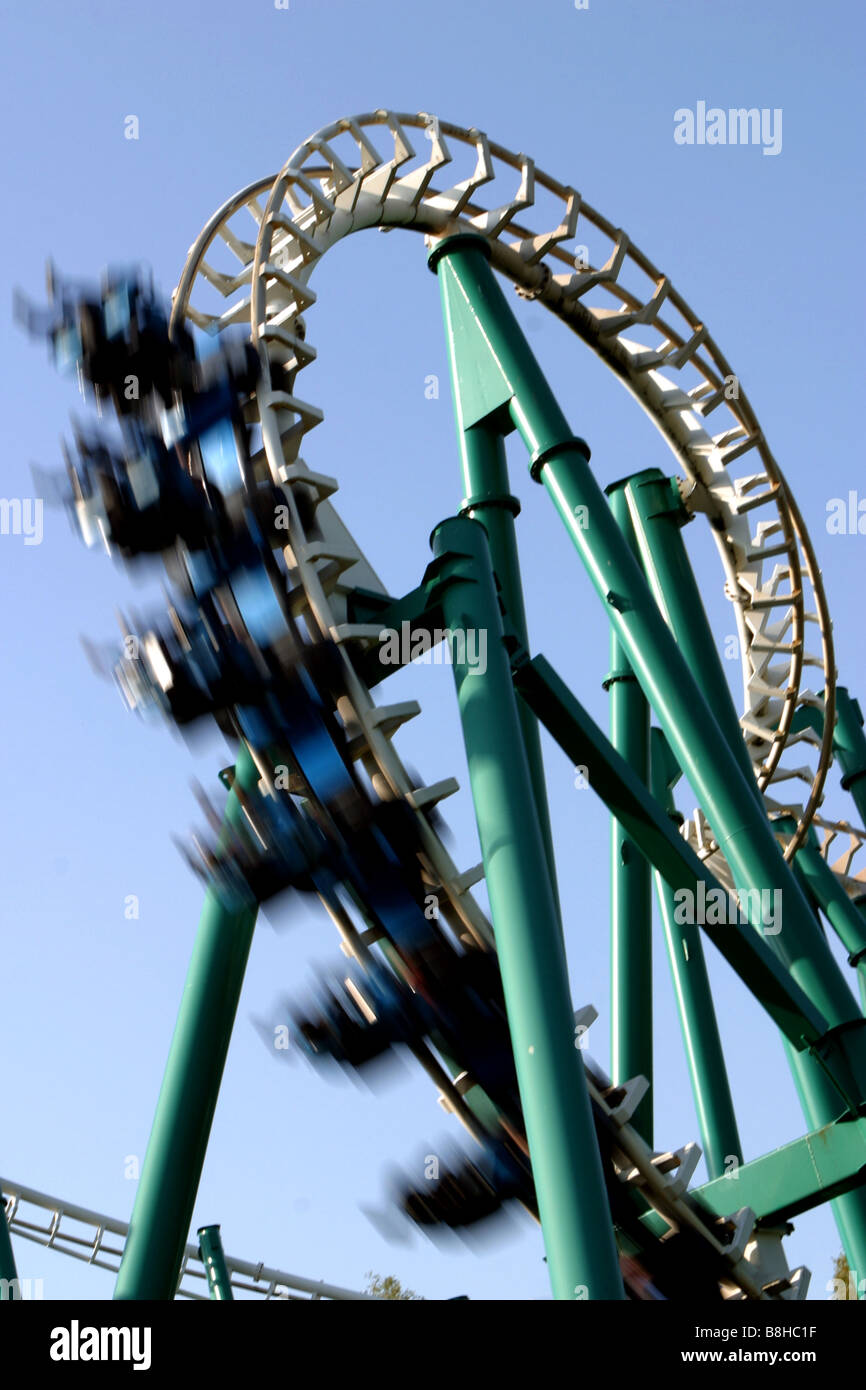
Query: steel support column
[
  {"left": 650, "top": 731, "right": 743, "bottom": 1179},
  {"left": 622, "top": 468, "right": 761, "bottom": 803},
  {"left": 621, "top": 473, "right": 866, "bottom": 1268},
  {"left": 198, "top": 1224, "right": 234, "bottom": 1300},
  {"left": 436, "top": 267, "right": 562, "bottom": 927},
  {"left": 834, "top": 688, "right": 866, "bottom": 829},
  {"left": 430, "top": 515, "right": 624, "bottom": 1300},
  {"left": 606, "top": 483, "right": 652, "bottom": 1143},
  {"left": 783, "top": 1040, "right": 866, "bottom": 1283},
  {"left": 612, "top": 471, "right": 741, "bottom": 1171},
  {"left": 114, "top": 742, "right": 261, "bottom": 1300},
  {"left": 0, "top": 1193, "right": 17, "bottom": 1296},
  {"left": 794, "top": 831, "right": 866, "bottom": 1012}
]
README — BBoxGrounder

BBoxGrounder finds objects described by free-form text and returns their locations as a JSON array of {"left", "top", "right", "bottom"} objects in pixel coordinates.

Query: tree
[
  {"left": 364, "top": 1271, "right": 422, "bottom": 1301},
  {"left": 831, "top": 1251, "right": 853, "bottom": 1300}
]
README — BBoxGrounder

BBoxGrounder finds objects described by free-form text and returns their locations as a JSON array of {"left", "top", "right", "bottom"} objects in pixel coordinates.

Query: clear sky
[{"left": 1, "top": 0, "right": 864, "bottom": 1301}]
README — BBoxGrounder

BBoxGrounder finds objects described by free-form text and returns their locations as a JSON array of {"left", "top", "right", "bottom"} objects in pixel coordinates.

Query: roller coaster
[{"left": 5, "top": 110, "right": 866, "bottom": 1302}]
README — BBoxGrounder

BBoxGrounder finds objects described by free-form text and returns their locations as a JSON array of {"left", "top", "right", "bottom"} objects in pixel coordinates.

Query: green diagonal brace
[{"left": 512, "top": 650, "right": 827, "bottom": 1050}]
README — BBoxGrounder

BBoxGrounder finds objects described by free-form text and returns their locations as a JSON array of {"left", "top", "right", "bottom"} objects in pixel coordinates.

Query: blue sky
[{"left": 1, "top": 0, "right": 864, "bottom": 1300}]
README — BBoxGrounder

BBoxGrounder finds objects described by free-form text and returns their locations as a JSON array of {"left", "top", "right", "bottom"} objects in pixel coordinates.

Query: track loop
[{"left": 166, "top": 110, "right": 845, "bottom": 1289}]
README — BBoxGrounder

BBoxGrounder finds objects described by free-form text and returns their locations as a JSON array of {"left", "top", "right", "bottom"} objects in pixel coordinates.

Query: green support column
[
  {"left": 428, "top": 231, "right": 866, "bottom": 1273},
  {"left": 198, "top": 1224, "right": 234, "bottom": 1301},
  {"left": 622, "top": 470, "right": 866, "bottom": 1263},
  {"left": 793, "top": 829, "right": 866, "bottom": 1012},
  {"left": 0, "top": 1193, "right": 18, "bottom": 1297},
  {"left": 834, "top": 688, "right": 866, "bottom": 828},
  {"left": 623, "top": 469, "right": 761, "bottom": 804},
  {"left": 613, "top": 470, "right": 741, "bottom": 1169},
  {"left": 436, "top": 264, "right": 562, "bottom": 928},
  {"left": 431, "top": 515, "right": 624, "bottom": 1301},
  {"left": 605, "top": 483, "right": 652, "bottom": 1144},
  {"left": 782, "top": 1035, "right": 866, "bottom": 1287},
  {"left": 622, "top": 470, "right": 866, "bottom": 1257},
  {"left": 114, "top": 742, "right": 261, "bottom": 1301},
  {"left": 650, "top": 731, "right": 743, "bottom": 1179}
]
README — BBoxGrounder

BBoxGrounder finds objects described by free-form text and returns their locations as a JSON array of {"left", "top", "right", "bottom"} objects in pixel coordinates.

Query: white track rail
[{"left": 1, "top": 1179, "right": 375, "bottom": 1300}]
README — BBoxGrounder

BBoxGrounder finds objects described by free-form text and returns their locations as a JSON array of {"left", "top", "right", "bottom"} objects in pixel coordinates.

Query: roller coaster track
[
  {"left": 157, "top": 110, "right": 855, "bottom": 1297},
  {"left": 1, "top": 1180, "right": 375, "bottom": 1300},
  {"left": 169, "top": 110, "right": 864, "bottom": 900}
]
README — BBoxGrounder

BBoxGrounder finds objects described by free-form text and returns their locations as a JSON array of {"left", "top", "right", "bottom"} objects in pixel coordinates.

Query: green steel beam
[
  {"left": 620, "top": 472, "right": 866, "bottom": 1268},
  {"left": 782, "top": 1032, "right": 866, "bottom": 1284},
  {"left": 834, "top": 689, "right": 866, "bottom": 828},
  {"left": 790, "top": 688, "right": 866, "bottom": 999},
  {"left": 696, "top": 1117, "right": 866, "bottom": 1227},
  {"left": 606, "top": 484, "right": 653, "bottom": 1143},
  {"left": 622, "top": 469, "right": 761, "bottom": 804},
  {"left": 0, "top": 1193, "right": 17, "bottom": 1297},
  {"left": 650, "top": 730, "right": 743, "bottom": 1179},
  {"left": 611, "top": 472, "right": 742, "bottom": 1172},
  {"left": 540, "top": 443, "right": 866, "bottom": 1276},
  {"left": 198, "top": 1224, "right": 234, "bottom": 1301},
  {"left": 512, "top": 650, "right": 827, "bottom": 1050},
  {"left": 448, "top": 416, "right": 562, "bottom": 931},
  {"left": 793, "top": 828, "right": 866, "bottom": 1010},
  {"left": 512, "top": 657, "right": 866, "bottom": 1270},
  {"left": 540, "top": 456, "right": 861, "bottom": 1027},
  {"left": 430, "top": 516, "right": 625, "bottom": 1301},
  {"left": 114, "top": 742, "right": 261, "bottom": 1301},
  {"left": 640, "top": 1115, "right": 866, "bottom": 1237}
]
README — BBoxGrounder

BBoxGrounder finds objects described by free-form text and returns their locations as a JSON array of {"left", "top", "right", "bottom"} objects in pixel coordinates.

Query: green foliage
[{"left": 364, "top": 1271, "right": 423, "bottom": 1301}]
